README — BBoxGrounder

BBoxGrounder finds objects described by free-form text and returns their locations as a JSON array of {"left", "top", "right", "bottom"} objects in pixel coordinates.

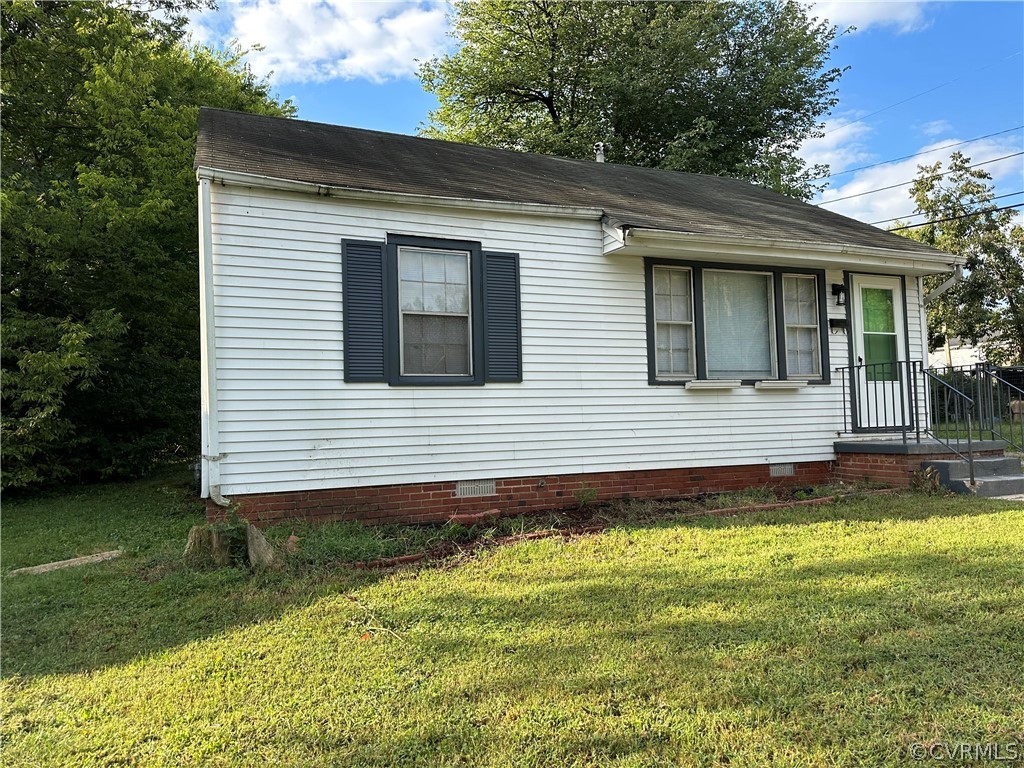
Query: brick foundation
[
  {"left": 834, "top": 449, "right": 1004, "bottom": 487},
  {"left": 207, "top": 460, "right": 834, "bottom": 526}
]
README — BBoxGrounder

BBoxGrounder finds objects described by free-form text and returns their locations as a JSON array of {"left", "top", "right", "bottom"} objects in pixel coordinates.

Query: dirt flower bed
[{"left": 268, "top": 482, "right": 897, "bottom": 571}]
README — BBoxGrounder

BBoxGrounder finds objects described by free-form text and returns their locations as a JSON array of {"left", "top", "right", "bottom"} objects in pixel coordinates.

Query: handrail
[
  {"left": 922, "top": 368, "right": 976, "bottom": 484},
  {"left": 837, "top": 360, "right": 978, "bottom": 485},
  {"left": 928, "top": 363, "right": 1024, "bottom": 453},
  {"left": 986, "top": 367, "right": 1024, "bottom": 452}
]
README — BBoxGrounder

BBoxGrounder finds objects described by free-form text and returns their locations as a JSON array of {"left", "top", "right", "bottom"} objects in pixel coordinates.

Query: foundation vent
[
  {"left": 769, "top": 463, "right": 796, "bottom": 478},
  {"left": 455, "top": 479, "right": 497, "bottom": 497}
]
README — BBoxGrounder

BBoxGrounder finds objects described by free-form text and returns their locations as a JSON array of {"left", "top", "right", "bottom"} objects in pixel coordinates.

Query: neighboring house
[
  {"left": 195, "top": 108, "right": 961, "bottom": 525},
  {"left": 928, "top": 337, "right": 985, "bottom": 369}
]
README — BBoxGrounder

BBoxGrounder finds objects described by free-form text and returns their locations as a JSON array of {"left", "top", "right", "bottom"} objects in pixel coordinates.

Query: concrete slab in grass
[{"left": 8, "top": 550, "right": 123, "bottom": 576}]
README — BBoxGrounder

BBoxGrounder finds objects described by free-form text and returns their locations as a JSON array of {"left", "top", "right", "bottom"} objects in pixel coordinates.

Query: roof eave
[
  {"left": 610, "top": 224, "right": 958, "bottom": 276},
  {"left": 195, "top": 166, "right": 605, "bottom": 221}
]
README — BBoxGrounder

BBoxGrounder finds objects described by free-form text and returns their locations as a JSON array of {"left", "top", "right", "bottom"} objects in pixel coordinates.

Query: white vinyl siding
[{"left": 202, "top": 182, "right": 924, "bottom": 495}]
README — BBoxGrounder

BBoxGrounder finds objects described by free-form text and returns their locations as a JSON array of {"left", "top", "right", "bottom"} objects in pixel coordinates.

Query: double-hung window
[
  {"left": 399, "top": 247, "right": 472, "bottom": 376},
  {"left": 646, "top": 260, "right": 828, "bottom": 385},
  {"left": 341, "top": 234, "right": 522, "bottom": 386}
]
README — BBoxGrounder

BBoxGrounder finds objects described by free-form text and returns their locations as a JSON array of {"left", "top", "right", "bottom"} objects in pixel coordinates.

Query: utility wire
[
  {"left": 870, "top": 191, "right": 1024, "bottom": 225},
  {"left": 887, "top": 203, "right": 1023, "bottom": 231},
  {"left": 810, "top": 125, "right": 1024, "bottom": 181},
  {"left": 822, "top": 50, "right": 1023, "bottom": 138},
  {"left": 816, "top": 151, "right": 1024, "bottom": 206}
]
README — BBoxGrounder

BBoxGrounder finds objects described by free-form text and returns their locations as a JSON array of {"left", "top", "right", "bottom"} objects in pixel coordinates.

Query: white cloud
[
  {"left": 919, "top": 119, "right": 953, "bottom": 137},
  {"left": 188, "top": 0, "right": 450, "bottom": 84},
  {"left": 814, "top": 134, "right": 1024, "bottom": 225},
  {"left": 800, "top": 115, "right": 875, "bottom": 175},
  {"left": 804, "top": 1, "right": 933, "bottom": 33}
]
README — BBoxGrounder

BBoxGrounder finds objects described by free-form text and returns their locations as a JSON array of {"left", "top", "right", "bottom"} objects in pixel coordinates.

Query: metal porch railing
[
  {"left": 928, "top": 363, "right": 1024, "bottom": 453},
  {"left": 837, "top": 360, "right": 978, "bottom": 484}
]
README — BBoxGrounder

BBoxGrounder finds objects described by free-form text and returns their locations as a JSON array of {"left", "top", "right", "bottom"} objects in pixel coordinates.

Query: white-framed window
[
  {"left": 652, "top": 266, "right": 695, "bottom": 378},
  {"left": 783, "top": 275, "right": 822, "bottom": 378},
  {"left": 646, "top": 260, "right": 828, "bottom": 384},
  {"left": 398, "top": 246, "right": 471, "bottom": 376}
]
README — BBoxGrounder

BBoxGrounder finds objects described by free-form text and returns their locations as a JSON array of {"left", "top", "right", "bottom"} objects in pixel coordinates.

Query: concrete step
[
  {"left": 923, "top": 457, "right": 1022, "bottom": 483},
  {"left": 945, "top": 475, "right": 1024, "bottom": 497}
]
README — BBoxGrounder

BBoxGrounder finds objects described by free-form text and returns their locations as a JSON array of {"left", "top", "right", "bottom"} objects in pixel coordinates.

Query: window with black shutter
[{"left": 342, "top": 235, "right": 522, "bottom": 385}]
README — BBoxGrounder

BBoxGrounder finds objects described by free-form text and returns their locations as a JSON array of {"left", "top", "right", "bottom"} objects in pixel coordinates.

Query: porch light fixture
[{"left": 831, "top": 283, "right": 848, "bottom": 306}]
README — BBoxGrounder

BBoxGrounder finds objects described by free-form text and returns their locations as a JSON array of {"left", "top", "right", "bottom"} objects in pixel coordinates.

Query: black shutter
[
  {"left": 482, "top": 251, "right": 522, "bottom": 382},
  {"left": 341, "top": 239, "right": 387, "bottom": 382}
]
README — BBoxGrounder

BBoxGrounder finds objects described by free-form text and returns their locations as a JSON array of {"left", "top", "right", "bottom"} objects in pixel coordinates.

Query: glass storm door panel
[{"left": 850, "top": 275, "right": 910, "bottom": 430}]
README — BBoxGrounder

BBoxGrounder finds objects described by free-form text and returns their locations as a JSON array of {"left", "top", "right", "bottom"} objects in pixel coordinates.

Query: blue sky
[{"left": 188, "top": 1, "right": 1024, "bottom": 227}]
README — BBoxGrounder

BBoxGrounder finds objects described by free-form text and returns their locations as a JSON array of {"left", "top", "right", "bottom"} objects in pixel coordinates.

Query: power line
[
  {"left": 869, "top": 191, "right": 1024, "bottom": 226},
  {"left": 815, "top": 151, "right": 1024, "bottom": 206},
  {"left": 887, "top": 203, "right": 1023, "bottom": 231},
  {"left": 810, "top": 125, "right": 1024, "bottom": 182},
  {"left": 822, "top": 50, "right": 1023, "bottom": 138}
]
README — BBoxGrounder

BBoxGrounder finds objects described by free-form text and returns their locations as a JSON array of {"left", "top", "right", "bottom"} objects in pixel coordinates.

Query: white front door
[{"left": 849, "top": 274, "right": 911, "bottom": 430}]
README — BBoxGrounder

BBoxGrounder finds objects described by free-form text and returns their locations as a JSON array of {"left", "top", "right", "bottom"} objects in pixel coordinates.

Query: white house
[{"left": 195, "top": 108, "right": 964, "bottom": 525}]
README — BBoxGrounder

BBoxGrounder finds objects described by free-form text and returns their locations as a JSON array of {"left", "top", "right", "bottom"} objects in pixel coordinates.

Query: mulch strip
[{"left": 348, "top": 489, "right": 900, "bottom": 571}]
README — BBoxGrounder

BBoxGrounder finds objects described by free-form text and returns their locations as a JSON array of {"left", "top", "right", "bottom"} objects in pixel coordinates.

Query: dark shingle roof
[{"left": 196, "top": 107, "right": 944, "bottom": 257}]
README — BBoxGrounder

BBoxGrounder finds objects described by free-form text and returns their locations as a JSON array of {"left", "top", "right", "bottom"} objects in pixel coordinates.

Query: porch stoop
[
  {"left": 922, "top": 456, "right": 1024, "bottom": 497},
  {"left": 833, "top": 439, "right": 1008, "bottom": 489}
]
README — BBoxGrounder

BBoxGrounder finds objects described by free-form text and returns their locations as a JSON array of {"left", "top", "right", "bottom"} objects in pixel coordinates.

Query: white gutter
[
  {"left": 613, "top": 225, "right": 957, "bottom": 275},
  {"left": 195, "top": 166, "right": 605, "bottom": 221},
  {"left": 198, "top": 177, "right": 229, "bottom": 507}
]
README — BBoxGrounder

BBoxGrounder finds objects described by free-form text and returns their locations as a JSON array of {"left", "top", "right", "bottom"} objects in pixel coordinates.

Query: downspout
[
  {"left": 923, "top": 264, "right": 963, "bottom": 372},
  {"left": 198, "top": 176, "right": 230, "bottom": 508},
  {"left": 923, "top": 264, "right": 963, "bottom": 305}
]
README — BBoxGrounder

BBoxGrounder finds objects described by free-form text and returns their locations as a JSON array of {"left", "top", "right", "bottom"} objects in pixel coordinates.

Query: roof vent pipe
[{"left": 594, "top": 142, "right": 605, "bottom": 163}]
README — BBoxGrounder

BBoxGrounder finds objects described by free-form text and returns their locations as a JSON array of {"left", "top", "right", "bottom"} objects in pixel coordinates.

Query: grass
[
  {"left": 2, "top": 472, "right": 1023, "bottom": 766},
  {"left": 931, "top": 418, "right": 1024, "bottom": 448}
]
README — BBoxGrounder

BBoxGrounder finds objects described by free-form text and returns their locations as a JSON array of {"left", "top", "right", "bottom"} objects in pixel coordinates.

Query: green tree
[
  {"left": 895, "top": 152, "right": 1024, "bottom": 365},
  {"left": 1, "top": 0, "right": 293, "bottom": 489},
  {"left": 419, "top": 0, "right": 843, "bottom": 199}
]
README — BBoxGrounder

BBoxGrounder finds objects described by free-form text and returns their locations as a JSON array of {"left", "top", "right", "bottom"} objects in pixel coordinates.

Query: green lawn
[{"left": 2, "top": 473, "right": 1023, "bottom": 767}]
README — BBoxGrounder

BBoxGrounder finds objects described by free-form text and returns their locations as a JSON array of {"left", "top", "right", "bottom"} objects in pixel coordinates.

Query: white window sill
[
  {"left": 684, "top": 380, "right": 743, "bottom": 390},
  {"left": 754, "top": 380, "right": 810, "bottom": 390}
]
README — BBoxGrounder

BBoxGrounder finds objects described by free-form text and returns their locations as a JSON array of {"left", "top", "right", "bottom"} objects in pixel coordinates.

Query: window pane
[
  {"left": 422, "top": 251, "right": 447, "bottom": 283},
  {"left": 653, "top": 267, "right": 692, "bottom": 323},
  {"left": 399, "top": 280, "right": 424, "bottom": 311},
  {"left": 422, "top": 281, "right": 446, "bottom": 312},
  {"left": 655, "top": 321, "right": 693, "bottom": 376},
  {"left": 862, "top": 288, "right": 895, "bottom": 333},
  {"left": 399, "top": 250, "right": 423, "bottom": 281},
  {"left": 864, "top": 333, "right": 897, "bottom": 381},
  {"left": 784, "top": 275, "right": 817, "bottom": 325},
  {"left": 445, "top": 253, "right": 468, "bottom": 284},
  {"left": 704, "top": 271, "right": 775, "bottom": 379},
  {"left": 403, "top": 315, "right": 469, "bottom": 375},
  {"left": 786, "top": 327, "right": 820, "bottom": 377}
]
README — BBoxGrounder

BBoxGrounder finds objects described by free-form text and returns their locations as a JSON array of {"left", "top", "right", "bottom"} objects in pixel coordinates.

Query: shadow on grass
[{"left": 0, "top": 553, "right": 392, "bottom": 679}]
